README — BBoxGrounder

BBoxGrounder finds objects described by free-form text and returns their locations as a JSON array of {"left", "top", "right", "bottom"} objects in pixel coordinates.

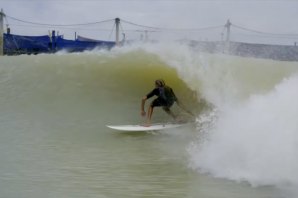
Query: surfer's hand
[{"left": 141, "top": 110, "right": 146, "bottom": 116}]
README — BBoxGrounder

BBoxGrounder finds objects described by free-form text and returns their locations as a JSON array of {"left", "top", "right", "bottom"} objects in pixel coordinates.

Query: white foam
[{"left": 189, "top": 75, "right": 298, "bottom": 188}]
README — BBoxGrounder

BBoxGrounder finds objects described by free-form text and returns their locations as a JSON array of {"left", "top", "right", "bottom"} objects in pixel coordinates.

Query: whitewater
[{"left": 0, "top": 42, "right": 297, "bottom": 198}]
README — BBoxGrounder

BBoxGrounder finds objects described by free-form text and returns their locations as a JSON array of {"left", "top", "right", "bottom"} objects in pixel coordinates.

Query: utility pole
[
  {"left": 225, "top": 19, "right": 231, "bottom": 53},
  {"left": 0, "top": 9, "right": 4, "bottom": 56},
  {"left": 115, "top": 18, "right": 120, "bottom": 46}
]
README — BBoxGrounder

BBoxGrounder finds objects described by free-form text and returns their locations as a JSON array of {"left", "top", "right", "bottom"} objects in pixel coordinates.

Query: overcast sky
[{"left": 1, "top": 0, "right": 298, "bottom": 45}]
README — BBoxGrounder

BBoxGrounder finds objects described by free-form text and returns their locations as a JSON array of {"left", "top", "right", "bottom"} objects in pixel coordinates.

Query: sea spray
[{"left": 188, "top": 74, "right": 298, "bottom": 189}]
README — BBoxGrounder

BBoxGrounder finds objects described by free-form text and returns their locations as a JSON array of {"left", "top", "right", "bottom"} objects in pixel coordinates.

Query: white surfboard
[{"left": 106, "top": 123, "right": 186, "bottom": 132}]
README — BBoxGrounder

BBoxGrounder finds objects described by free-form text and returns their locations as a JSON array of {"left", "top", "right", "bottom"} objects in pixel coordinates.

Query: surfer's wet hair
[{"left": 155, "top": 79, "right": 165, "bottom": 87}]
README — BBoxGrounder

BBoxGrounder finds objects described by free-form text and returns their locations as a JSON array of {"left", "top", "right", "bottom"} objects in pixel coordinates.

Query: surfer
[{"left": 141, "top": 79, "right": 194, "bottom": 126}]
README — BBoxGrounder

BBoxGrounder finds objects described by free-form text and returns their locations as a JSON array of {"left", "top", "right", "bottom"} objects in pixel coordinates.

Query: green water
[{"left": 0, "top": 47, "right": 296, "bottom": 198}]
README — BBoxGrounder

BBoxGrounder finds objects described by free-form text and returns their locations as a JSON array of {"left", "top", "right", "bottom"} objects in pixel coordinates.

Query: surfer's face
[{"left": 155, "top": 80, "right": 164, "bottom": 87}]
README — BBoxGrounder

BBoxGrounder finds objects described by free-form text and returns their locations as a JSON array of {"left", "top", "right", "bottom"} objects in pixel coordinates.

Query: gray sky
[{"left": 1, "top": 0, "right": 298, "bottom": 45}]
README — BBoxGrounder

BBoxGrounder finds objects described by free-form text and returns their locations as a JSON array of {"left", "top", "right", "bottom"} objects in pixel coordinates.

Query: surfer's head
[{"left": 155, "top": 79, "right": 165, "bottom": 87}]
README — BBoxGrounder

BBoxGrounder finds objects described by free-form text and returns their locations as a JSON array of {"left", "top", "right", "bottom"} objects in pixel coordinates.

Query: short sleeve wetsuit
[{"left": 146, "top": 86, "right": 178, "bottom": 108}]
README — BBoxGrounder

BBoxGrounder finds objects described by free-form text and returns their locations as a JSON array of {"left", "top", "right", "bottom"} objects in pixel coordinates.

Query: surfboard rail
[{"left": 106, "top": 123, "right": 187, "bottom": 131}]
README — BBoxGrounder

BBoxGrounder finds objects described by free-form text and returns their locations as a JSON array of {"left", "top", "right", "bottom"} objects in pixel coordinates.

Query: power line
[
  {"left": 121, "top": 18, "right": 224, "bottom": 32},
  {"left": 120, "top": 19, "right": 161, "bottom": 30},
  {"left": 5, "top": 15, "right": 114, "bottom": 27},
  {"left": 7, "top": 23, "right": 115, "bottom": 32},
  {"left": 232, "top": 24, "right": 298, "bottom": 37}
]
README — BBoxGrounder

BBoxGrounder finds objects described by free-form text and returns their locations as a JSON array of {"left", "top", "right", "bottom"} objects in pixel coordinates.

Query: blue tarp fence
[{"left": 3, "top": 33, "right": 116, "bottom": 55}]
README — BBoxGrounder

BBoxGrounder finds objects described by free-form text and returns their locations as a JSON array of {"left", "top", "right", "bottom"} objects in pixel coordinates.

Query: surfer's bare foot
[
  {"left": 142, "top": 123, "right": 151, "bottom": 127},
  {"left": 175, "top": 117, "right": 185, "bottom": 124}
]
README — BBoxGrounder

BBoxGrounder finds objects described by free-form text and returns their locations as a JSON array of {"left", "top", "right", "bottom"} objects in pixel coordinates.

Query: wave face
[{"left": 1, "top": 43, "right": 298, "bottom": 196}]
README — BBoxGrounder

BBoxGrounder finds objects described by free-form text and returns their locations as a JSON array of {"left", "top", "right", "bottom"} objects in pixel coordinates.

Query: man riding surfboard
[{"left": 141, "top": 79, "right": 194, "bottom": 126}]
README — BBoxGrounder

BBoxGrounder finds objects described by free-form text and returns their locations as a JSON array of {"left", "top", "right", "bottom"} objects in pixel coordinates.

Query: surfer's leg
[
  {"left": 162, "top": 107, "right": 176, "bottom": 120},
  {"left": 148, "top": 106, "right": 154, "bottom": 121},
  {"left": 148, "top": 99, "right": 161, "bottom": 120},
  {"left": 144, "top": 105, "right": 154, "bottom": 126},
  {"left": 144, "top": 99, "right": 161, "bottom": 126}
]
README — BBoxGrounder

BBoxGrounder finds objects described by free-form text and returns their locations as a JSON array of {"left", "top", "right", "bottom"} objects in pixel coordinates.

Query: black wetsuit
[{"left": 146, "top": 86, "right": 178, "bottom": 108}]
